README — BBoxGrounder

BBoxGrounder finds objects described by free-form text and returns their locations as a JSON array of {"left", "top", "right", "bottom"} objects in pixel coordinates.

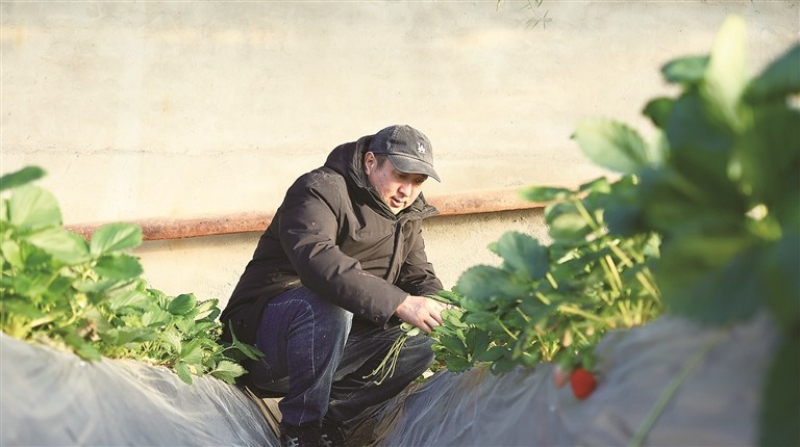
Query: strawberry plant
[
  {"left": 427, "top": 15, "right": 796, "bottom": 447},
  {"left": 0, "top": 167, "right": 261, "bottom": 384},
  {"left": 563, "top": 17, "right": 798, "bottom": 446},
  {"left": 428, "top": 181, "right": 663, "bottom": 376},
  {"left": 610, "top": 18, "right": 798, "bottom": 446}
]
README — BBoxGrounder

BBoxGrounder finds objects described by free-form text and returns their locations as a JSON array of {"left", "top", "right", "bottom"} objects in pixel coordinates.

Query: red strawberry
[
  {"left": 553, "top": 364, "right": 571, "bottom": 388},
  {"left": 569, "top": 367, "right": 597, "bottom": 400}
]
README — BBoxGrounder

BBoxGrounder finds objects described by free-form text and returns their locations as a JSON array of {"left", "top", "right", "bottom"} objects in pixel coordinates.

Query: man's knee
[{"left": 287, "top": 288, "right": 354, "bottom": 337}]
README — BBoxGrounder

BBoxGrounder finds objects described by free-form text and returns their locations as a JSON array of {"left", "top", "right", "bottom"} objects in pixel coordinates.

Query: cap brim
[{"left": 387, "top": 155, "right": 441, "bottom": 182}]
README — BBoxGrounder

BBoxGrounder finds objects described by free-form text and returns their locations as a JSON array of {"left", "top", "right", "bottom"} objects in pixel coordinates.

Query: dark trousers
[{"left": 249, "top": 286, "right": 434, "bottom": 426}]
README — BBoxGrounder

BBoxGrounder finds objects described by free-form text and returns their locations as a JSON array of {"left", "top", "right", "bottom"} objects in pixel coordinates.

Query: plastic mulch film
[
  {"left": 0, "top": 332, "right": 277, "bottom": 447},
  {"left": 1, "top": 313, "right": 778, "bottom": 446},
  {"left": 353, "top": 314, "right": 778, "bottom": 446}
]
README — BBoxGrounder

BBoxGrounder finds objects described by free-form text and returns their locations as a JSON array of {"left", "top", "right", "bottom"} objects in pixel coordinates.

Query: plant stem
[
  {"left": 636, "top": 270, "right": 661, "bottom": 301},
  {"left": 599, "top": 257, "right": 621, "bottom": 298},
  {"left": 27, "top": 315, "right": 56, "bottom": 330},
  {"left": 558, "top": 305, "right": 608, "bottom": 325},
  {"left": 546, "top": 272, "right": 559, "bottom": 290},
  {"left": 605, "top": 254, "right": 624, "bottom": 292},
  {"left": 573, "top": 326, "right": 591, "bottom": 345},
  {"left": 573, "top": 199, "right": 602, "bottom": 234},
  {"left": 628, "top": 327, "right": 729, "bottom": 447},
  {"left": 497, "top": 320, "right": 519, "bottom": 341},
  {"left": 535, "top": 292, "right": 551, "bottom": 305},
  {"left": 608, "top": 241, "right": 635, "bottom": 268}
]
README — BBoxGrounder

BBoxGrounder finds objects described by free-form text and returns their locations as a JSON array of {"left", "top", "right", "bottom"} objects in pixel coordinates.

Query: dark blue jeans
[{"left": 249, "top": 286, "right": 434, "bottom": 426}]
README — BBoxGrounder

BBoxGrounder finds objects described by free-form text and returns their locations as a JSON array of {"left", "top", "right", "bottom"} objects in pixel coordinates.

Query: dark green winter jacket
[{"left": 220, "top": 133, "right": 443, "bottom": 345}]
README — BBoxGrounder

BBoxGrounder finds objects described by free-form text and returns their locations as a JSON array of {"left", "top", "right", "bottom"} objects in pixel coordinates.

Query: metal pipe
[{"left": 66, "top": 188, "right": 544, "bottom": 241}]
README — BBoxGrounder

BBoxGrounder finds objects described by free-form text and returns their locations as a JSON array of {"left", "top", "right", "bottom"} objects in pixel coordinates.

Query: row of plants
[
  {"left": 0, "top": 167, "right": 261, "bottom": 385},
  {"left": 417, "top": 16, "right": 795, "bottom": 447}
]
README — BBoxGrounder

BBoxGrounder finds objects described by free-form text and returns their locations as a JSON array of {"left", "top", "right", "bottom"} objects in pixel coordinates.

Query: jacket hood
[
  {"left": 324, "top": 135, "right": 373, "bottom": 189},
  {"left": 324, "top": 135, "right": 438, "bottom": 219}
]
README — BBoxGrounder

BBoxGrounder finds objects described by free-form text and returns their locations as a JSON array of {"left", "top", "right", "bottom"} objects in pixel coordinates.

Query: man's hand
[{"left": 395, "top": 295, "right": 447, "bottom": 334}]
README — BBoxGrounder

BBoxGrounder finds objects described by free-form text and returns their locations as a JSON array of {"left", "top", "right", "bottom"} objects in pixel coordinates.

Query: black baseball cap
[{"left": 369, "top": 125, "right": 441, "bottom": 182}]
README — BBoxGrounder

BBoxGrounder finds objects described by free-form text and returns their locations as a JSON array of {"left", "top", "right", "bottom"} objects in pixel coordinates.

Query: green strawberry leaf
[
  {"left": 744, "top": 44, "right": 800, "bottom": 104},
  {"left": 210, "top": 360, "right": 246, "bottom": 383},
  {"left": 94, "top": 254, "right": 143, "bottom": 280},
  {"left": 25, "top": 228, "right": 90, "bottom": 264},
  {"left": 701, "top": 15, "right": 748, "bottom": 131},
  {"left": 759, "top": 332, "right": 800, "bottom": 447},
  {"left": 518, "top": 186, "right": 574, "bottom": 203},
  {"left": 643, "top": 97, "right": 674, "bottom": 129},
  {"left": 661, "top": 55, "right": 709, "bottom": 85},
  {"left": 0, "top": 166, "right": 46, "bottom": 192},
  {"left": 175, "top": 361, "right": 194, "bottom": 385},
  {"left": 167, "top": 293, "right": 197, "bottom": 316},
  {"left": 572, "top": 119, "right": 652, "bottom": 174},
  {"left": 8, "top": 185, "right": 62, "bottom": 231},
  {"left": 490, "top": 232, "right": 549, "bottom": 280},
  {"left": 89, "top": 223, "right": 143, "bottom": 256}
]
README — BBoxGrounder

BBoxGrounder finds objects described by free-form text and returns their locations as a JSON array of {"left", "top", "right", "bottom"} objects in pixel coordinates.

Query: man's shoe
[
  {"left": 320, "top": 421, "right": 347, "bottom": 447},
  {"left": 279, "top": 422, "right": 321, "bottom": 447}
]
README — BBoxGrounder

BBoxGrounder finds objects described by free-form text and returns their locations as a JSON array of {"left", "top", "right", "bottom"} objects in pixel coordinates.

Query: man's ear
[{"left": 364, "top": 151, "right": 376, "bottom": 175}]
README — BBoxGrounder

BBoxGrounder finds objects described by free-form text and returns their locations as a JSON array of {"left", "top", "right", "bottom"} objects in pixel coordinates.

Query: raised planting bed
[
  {"left": 356, "top": 314, "right": 778, "bottom": 446},
  {"left": 2, "top": 312, "right": 777, "bottom": 446}
]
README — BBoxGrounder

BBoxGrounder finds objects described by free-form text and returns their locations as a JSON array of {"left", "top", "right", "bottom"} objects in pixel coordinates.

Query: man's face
[{"left": 364, "top": 152, "right": 428, "bottom": 215}]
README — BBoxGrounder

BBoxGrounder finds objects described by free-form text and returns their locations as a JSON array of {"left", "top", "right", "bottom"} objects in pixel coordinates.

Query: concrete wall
[{"left": 2, "top": 2, "right": 797, "bottom": 302}]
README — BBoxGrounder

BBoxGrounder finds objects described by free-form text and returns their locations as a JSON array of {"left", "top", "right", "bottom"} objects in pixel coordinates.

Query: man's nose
[{"left": 398, "top": 181, "right": 413, "bottom": 196}]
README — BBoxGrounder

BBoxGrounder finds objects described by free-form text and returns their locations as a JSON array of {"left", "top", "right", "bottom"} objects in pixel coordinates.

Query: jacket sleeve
[
  {"left": 396, "top": 221, "right": 443, "bottom": 297},
  {"left": 277, "top": 178, "right": 409, "bottom": 326}
]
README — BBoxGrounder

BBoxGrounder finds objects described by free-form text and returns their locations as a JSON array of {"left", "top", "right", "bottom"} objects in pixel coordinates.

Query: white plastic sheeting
[
  {"left": 0, "top": 333, "right": 276, "bottom": 446},
  {"left": 2, "top": 313, "right": 777, "bottom": 446},
  {"left": 359, "top": 314, "right": 778, "bottom": 446}
]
